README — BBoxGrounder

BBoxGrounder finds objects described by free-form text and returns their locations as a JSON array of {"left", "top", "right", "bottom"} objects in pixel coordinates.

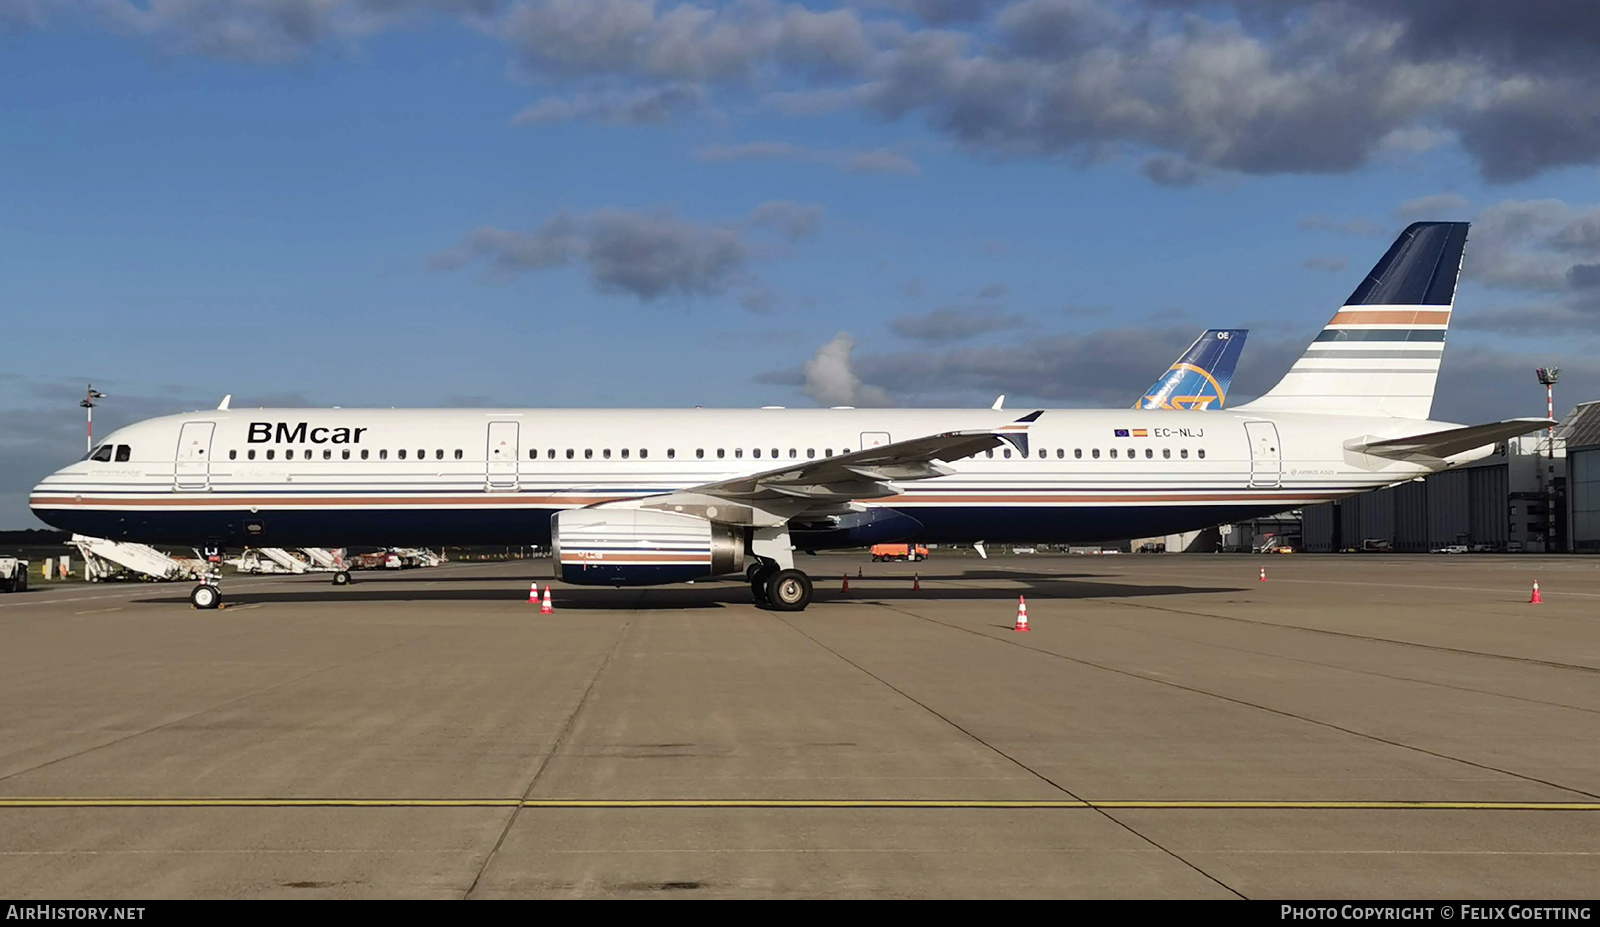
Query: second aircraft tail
[{"left": 1136, "top": 329, "right": 1248, "bottom": 410}]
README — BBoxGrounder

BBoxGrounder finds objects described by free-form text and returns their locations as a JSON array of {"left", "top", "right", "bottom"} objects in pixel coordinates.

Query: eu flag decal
[{"left": 1114, "top": 429, "right": 1130, "bottom": 437}]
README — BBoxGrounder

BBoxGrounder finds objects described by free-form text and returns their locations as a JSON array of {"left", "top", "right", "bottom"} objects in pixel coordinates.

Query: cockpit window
[
  {"left": 115, "top": 445, "right": 130, "bottom": 462},
  {"left": 88, "top": 445, "right": 113, "bottom": 462}
]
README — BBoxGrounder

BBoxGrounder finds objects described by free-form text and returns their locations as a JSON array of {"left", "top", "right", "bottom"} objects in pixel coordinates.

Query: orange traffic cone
[
  {"left": 1530, "top": 581, "right": 1542, "bottom": 604},
  {"left": 913, "top": 572, "right": 920, "bottom": 591},
  {"left": 842, "top": 574, "right": 850, "bottom": 593},
  {"left": 1014, "top": 596, "right": 1030, "bottom": 632},
  {"left": 1259, "top": 566, "right": 1268, "bottom": 582},
  {"left": 541, "top": 587, "right": 554, "bottom": 614},
  {"left": 528, "top": 582, "right": 539, "bottom": 604}
]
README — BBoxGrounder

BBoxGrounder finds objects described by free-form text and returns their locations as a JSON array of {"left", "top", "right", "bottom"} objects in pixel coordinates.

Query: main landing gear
[
  {"left": 332, "top": 570, "right": 351, "bottom": 586},
  {"left": 747, "top": 561, "right": 813, "bottom": 611}
]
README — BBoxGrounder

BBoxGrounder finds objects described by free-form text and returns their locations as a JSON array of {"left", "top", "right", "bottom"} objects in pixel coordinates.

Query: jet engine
[{"left": 551, "top": 509, "right": 745, "bottom": 586}]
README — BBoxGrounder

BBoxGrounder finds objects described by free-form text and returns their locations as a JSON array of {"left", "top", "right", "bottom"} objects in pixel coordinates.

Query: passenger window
[
  {"left": 807, "top": 448, "right": 815, "bottom": 459},
  {"left": 842, "top": 448, "right": 850, "bottom": 454},
  {"left": 1144, "top": 449, "right": 1152, "bottom": 459},
  {"left": 398, "top": 449, "right": 407, "bottom": 460},
  {"left": 734, "top": 448, "right": 743, "bottom": 458},
  {"left": 248, "top": 449, "right": 257, "bottom": 460},
  {"left": 528, "top": 449, "right": 536, "bottom": 460},
  {"left": 325, "top": 449, "right": 333, "bottom": 460},
  {"left": 1181, "top": 449, "right": 1189, "bottom": 459},
  {"left": 667, "top": 449, "right": 675, "bottom": 459},
  {"left": 603, "top": 449, "right": 611, "bottom": 459},
  {"left": 640, "top": 449, "right": 649, "bottom": 459},
  {"left": 116, "top": 445, "right": 131, "bottom": 462},
  {"left": 621, "top": 448, "right": 629, "bottom": 459},
  {"left": 417, "top": 449, "right": 425, "bottom": 460},
  {"left": 789, "top": 449, "right": 797, "bottom": 458},
  {"left": 1127, "top": 448, "right": 1134, "bottom": 458},
  {"left": 229, "top": 450, "right": 237, "bottom": 460},
  {"left": 454, "top": 449, "right": 462, "bottom": 460},
  {"left": 1003, "top": 448, "right": 1012, "bottom": 458},
  {"left": 1074, "top": 449, "right": 1082, "bottom": 459},
  {"left": 696, "top": 449, "right": 705, "bottom": 459},
  {"left": 1109, "top": 449, "right": 1117, "bottom": 459},
  {"left": 585, "top": 449, "right": 593, "bottom": 459},
  {"left": 986, "top": 449, "right": 994, "bottom": 458},
  {"left": 1057, "top": 449, "right": 1065, "bottom": 459},
  {"left": 826, "top": 448, "right": 833, "bottom": 457},
  {"left": 753, "top": 448, "right": 762, "bottom": 458},
  {"left": 1092, "top": 449, "right": 1100, "bottom": 459},
  {"left": 1198, "top": 449, "right": 1206, "bottom": 459},
  {"left": 1038, "top": 449, "right": 1045, "bottom": 459},
  {"left": 286, "top": 449, "right": 296, "bottom": 460},
  {"left": 343, "top": 449, "right": 351, "bottom": 460},
  {"left": 772, "top": 448, "right": 780, "bottom": 458},
  {"left": 548, "top": 449, "right": 556, "bottom": 459},
  {"left": 361, "top": 449, "right": 369, "bottom": 460},
  {"left": 379, "top": 450, "right": 387, "bottom": 460},
  {"left": 717, "top": 449, "right": 725, "bottom": 459},
  {"left": 567, "top": 449, "right": 574, "bottom": 459},
  {"left": 1163, "top": 448, "right": 1171, "bottom": 459},
  {"left": 266, "top": 449, "right": 276, "bottom": 460},
  {"left": 434, "top": 449, "right": 442, "bottom": 460}
]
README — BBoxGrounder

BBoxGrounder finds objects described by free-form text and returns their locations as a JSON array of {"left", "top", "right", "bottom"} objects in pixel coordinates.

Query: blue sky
[{"left": 4, "top": 1, "right": 1600, "bottom": 526}]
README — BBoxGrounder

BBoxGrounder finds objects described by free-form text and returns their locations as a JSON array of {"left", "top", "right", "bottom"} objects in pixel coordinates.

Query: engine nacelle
[{"left": 552, "top": 509, "right": 745, "bottom": 586}]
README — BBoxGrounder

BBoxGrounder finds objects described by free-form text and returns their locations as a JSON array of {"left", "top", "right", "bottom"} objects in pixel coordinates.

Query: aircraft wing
[
  {"left": 594, "top": 411, "right": 1043, "bottom": 523},
  {"left": 1352, "top": 418, "right": 1553, "bottom": 459}
]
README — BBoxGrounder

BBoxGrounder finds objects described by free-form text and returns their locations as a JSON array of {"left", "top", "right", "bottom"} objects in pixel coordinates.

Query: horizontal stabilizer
[{"left": 1351, "top": 418, "right": 1552, "bottom": 459}]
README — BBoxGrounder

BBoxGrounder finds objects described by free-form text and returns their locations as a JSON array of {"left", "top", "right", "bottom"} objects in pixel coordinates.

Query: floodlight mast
[
  {"left": 1536, "top": 368, "right": 1560, "bottom": 459},
  {"left": 81, "top": 385, "right": 107, "bottom": 454}
]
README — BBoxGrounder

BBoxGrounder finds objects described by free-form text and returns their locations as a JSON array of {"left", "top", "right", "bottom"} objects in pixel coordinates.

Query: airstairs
[{"left": 69, "top": 535, "right": 208, "bottom": 582}]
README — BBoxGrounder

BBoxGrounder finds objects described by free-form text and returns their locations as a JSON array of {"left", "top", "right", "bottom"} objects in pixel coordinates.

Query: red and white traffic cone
[
  {"left": 1530, "top": 581, "right": 1543, "bottom": 605},
  {"left": 1259, "top": 566, "right": 1268, "bottom": 582},
  {"left": 541, "top": 587, "right": 554, "bottom": 614},
  {"left": 528, "top": 582, "right": 539, "bottom": 604},
  {"left": 913, "top": 572, "right": 920, "bottom": 592},
  {"left": 1014, "top": 596, "right": 1030, "bottom": 632},
  {"left": 842, "top": 574, "right": 850, "bottom": 593}
]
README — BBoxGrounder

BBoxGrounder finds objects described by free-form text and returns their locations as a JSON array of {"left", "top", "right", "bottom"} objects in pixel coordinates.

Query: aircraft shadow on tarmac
[{"left": 130, "top": 577, "right": 1241, "bottom": 610}]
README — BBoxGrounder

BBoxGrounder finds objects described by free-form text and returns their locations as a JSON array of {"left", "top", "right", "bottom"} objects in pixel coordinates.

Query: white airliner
[{"left": 31, "top": 222, "right": 1548, "bottom": 611}]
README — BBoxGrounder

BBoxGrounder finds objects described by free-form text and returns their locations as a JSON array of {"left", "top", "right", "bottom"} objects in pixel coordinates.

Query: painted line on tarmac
[
  {"left": 0, "top": 580, "right": 293, "bottom": 611},
  {"left": 1, "top": 798, "right": 1597, "bottom": 810}
]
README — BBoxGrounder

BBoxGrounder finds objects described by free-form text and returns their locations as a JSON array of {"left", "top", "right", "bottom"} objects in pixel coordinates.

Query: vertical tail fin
[
  {"left": 1238, "top": 221, "right": 1468, "bottom": 419},
  {"left": 1136, "top": 329, "right": 1248, "bottom": 409}
]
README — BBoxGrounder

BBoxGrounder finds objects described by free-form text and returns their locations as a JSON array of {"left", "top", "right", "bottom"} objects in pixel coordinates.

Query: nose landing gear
[{"left": 191, "top": 545, "right": 224, "bottom": 609}]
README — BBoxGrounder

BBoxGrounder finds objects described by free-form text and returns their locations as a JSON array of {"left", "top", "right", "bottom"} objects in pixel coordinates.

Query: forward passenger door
[
  {"left": 486, "top": 421, "right": 520, "bottom": 492},
  {"left": 174, "top": 422, "right": 215, "bottom": 491}
]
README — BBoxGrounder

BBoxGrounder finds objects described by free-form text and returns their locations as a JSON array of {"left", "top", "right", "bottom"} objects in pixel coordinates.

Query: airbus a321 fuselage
[{"left": 31, "top": 222, "right": 1549, "bottom": 611}]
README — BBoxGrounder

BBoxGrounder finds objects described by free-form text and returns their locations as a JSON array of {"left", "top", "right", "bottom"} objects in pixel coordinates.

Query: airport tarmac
[{"left": 1, "top": 552, "right": 1597, "bottom": 899}]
